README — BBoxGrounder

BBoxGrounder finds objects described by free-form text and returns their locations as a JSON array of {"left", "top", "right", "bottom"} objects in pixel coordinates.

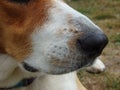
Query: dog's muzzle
[
  {"left": 22, "top": 31, "right": 108, "bottom": 74},
  {"left": 22, "top": 18, "right": 108, "bottom": 74}
]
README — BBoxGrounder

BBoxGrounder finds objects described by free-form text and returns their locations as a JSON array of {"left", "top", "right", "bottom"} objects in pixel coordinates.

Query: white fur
[
  {"left": 87, "top": 58, "right": 106, "bottom": 73},
  {"left": 0, "top": 54, "right": 17, "bottom": 81},
  {"left": 11, "top": 72, "right": 86, "bottom": 90},
  {"left": 0, "top": 55, "right": 42, "bottom": 87},
  {"left": 92, "top": 58, "right": 106, "bottom": 71},
  {"left": 0, "top": 54, "right": 19, "bottom": 87},
  {"left": 28, "top": 72, "right": 79, "bottom": 90}
]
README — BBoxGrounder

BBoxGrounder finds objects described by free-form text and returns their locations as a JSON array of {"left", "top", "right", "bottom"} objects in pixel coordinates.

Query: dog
[{"left": 0, "top": 0, "right": 108, "bottom": 90}]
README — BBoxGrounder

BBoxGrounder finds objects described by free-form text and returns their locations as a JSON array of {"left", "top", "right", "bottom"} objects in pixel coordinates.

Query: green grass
[
  {"left": 77, "top": 70, "right": 120, "bottom": 90},
  {"left": 105, "top": 77, "right": 120, "bottom": 90},
  {"left": 77, "top": 8, "right": 93, "bottom": 15},
  {"left": 104, "top": 73, "right": 120, "bottom": 90},
  {"left": 111, "top": 34, "right": 120, "bottom": 43},
  {"left": 93, "top": 13, "right": 116, "bottom": 20}
]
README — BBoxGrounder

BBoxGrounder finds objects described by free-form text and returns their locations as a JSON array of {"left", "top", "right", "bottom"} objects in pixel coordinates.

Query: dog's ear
[{"left": 0, "top": 29, "right": 6, "bottom": 54}]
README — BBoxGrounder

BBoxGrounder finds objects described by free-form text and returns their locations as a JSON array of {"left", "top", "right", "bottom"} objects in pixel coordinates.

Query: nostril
[{"left": 77, "top": 33, "right": 108, "bottom": 55}]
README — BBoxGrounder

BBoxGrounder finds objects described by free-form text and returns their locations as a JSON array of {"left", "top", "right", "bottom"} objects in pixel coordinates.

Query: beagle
[{"left": 0, "top": 0, "right": 108, "bottom": 90}]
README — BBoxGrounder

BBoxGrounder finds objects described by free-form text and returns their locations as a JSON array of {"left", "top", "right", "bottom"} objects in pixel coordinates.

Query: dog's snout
[{"left": 77, "top": 33, "right": 108, "bottom": 56}]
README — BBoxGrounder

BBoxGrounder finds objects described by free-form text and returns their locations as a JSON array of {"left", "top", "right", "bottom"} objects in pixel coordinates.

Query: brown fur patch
[
  {"left": 67, "top": 32, "right": 82, "bottom": 49},
  {"left": 0, "top": 0, "right": 52, "bottom": 61}
]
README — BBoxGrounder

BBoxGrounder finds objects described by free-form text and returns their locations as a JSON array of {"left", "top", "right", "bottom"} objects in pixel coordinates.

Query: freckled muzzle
[{"left": 22, "top": 30, "right": 108, "bottom": 74}]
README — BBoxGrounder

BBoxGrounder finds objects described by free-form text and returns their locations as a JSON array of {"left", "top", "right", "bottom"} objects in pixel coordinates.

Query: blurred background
[{"left": 65, "top": 0, "right": 120, "bottom": 90}]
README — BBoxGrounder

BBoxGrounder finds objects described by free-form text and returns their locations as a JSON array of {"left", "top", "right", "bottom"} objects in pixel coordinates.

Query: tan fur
[
  {"left": 0, "top": 0, "right": 52, "bottom": 61},
  {"left": 76, "top": 76, "right": 87, "bottom": 90}
]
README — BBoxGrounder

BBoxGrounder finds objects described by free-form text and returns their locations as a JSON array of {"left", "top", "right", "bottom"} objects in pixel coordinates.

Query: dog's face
[{"left": 0, "top": 0, "right": 108, "bottom": 74}]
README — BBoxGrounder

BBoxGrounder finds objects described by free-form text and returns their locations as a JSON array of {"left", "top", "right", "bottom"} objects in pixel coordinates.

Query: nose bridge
[
  {"left": 70, "top": 16, "right": 103, "bottom": 34},
  {"left": 55, "top": 0, "right": 101, "bottom": 34}
]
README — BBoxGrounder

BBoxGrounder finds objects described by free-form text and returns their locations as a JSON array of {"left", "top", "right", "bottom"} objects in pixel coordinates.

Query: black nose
[{"left": 77, "top": 33, "right": 108, "bottom": 56}]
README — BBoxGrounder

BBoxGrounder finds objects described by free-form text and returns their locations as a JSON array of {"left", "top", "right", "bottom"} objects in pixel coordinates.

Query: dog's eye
[{"left": 9, "top": 0, "right": 30, "bottom": 4}]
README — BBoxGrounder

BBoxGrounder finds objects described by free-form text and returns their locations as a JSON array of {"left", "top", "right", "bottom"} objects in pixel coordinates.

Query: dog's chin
[
  {"left": 48, "top": 59, "right": 96, "bottom": 75},
  {"left": 21, "top": 56, "right": 96, "bottom": 75}
]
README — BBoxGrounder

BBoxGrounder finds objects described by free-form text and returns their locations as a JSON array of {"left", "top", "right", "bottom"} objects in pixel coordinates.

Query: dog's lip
[{"left": 22, "top": 62, "right": 39, "bottom": 72}]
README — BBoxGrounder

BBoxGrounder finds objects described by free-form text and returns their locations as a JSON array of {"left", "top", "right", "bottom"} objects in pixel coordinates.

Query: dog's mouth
[
  {"left": 48, "top": 54, "right": 97, "bottom": 74},
  {"left": 21, "top": 50, "right": 98, "bottom": 74},
  {"left": 22, "top": 62, "right": 39, "bottom": 73}
]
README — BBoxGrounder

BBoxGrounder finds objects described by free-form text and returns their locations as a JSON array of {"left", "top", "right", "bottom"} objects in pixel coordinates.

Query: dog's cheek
[{"left": 4, "top": 32, "right": 32, "bottom": 62}]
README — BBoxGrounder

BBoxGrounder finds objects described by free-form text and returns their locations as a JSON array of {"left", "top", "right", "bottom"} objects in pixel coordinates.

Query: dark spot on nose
[
  {"left": 23, "top": 62, "right": 38, "bottom": 72},
  {"left": 77, "top": 32, "right": 108, "bottom": 57}
]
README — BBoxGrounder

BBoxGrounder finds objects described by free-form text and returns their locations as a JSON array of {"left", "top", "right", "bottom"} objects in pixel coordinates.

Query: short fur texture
[{"left": 0, "top": 0, "right": 107, "bottom": 90}]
